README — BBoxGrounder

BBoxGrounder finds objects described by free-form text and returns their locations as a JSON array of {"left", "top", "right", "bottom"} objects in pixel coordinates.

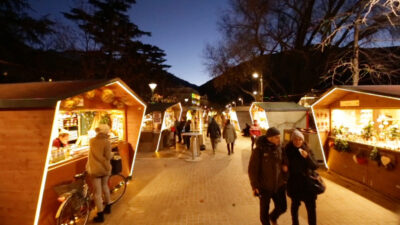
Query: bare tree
[
  {"left": 319, "top": 0, "right": 400, "bottom": 85},
  {"left": 205, "top": 0, "right": 400, "bottom": 98}
]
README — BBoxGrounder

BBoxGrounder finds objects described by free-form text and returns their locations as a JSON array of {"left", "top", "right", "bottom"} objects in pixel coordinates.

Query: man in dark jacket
[
  {"left": 207, "top": 117, "right": 221, "bottom": 154},
  {"left": 248, "top": 127, "right": 288, "bottom": 225}
]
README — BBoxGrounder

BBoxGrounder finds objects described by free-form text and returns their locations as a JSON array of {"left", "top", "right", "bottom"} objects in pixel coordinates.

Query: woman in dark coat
[{"left": 284, "top": 129, "right": 318, "bottom": 225}]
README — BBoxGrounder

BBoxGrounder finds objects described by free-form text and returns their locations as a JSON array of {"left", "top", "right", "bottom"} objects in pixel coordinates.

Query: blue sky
[{"left": 29, "top": 0, "right": 229, "bottom": 86}]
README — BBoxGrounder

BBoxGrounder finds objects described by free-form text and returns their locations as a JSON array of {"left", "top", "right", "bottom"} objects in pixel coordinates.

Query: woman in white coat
[
  {"left": 223, "top": 119, "right": 237, "bottom": 155},
  {"left": 86, "top": 124, "right": 113, "bottom": 223}
]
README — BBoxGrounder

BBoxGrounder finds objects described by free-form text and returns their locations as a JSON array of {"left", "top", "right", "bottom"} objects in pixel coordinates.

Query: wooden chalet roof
[{"left": 0, "top": 78, "right": 144, "bottom": 108}]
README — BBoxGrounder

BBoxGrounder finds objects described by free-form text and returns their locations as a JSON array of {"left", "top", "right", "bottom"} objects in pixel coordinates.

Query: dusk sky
[{"left": 29, "top": 0, "right": 229, "bottom": 86}]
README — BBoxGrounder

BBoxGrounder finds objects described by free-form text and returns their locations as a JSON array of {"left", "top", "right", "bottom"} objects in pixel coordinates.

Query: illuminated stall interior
[
  {"left": 312, "top": 86, "right": 400, "bottom": 199},
  {"left": 185, "top": 106, "right": 204, "bottom": 132},
  {"left": 139, "top": 102, "right": 182, "bottom": 152},
  {"left": 231, "top": 106, "right": 251, "bottom": 131},
  {"left": 225, "top": 108, "right": 241, "bottom": 131},
  {"left": 0, "top": 78, "right": 146, "bottom": 225},
  {"left": 249, "top": 102, "right": 307, "bottom": 137}
]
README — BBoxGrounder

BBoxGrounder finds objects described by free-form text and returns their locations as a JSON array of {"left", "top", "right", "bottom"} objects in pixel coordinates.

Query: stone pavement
[{"left": 96, "top": 135, "right": 400, "bottom": 225}]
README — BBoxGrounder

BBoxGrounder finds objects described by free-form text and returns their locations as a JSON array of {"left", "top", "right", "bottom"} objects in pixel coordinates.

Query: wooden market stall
[
  {"left": 249, "top": 102, "right": 308, "bottom": 135},
  {"left": 312, "top": 86, "right": 400, "bottom": 199},
  {"left": 139, "top": 102, "right": 182, "bottom": 152},
  {"left": 0, "top": 78, "right": 146, "bottom": 225},
  {"left": 230, "top": 106, "right": 252, "bottom": 131}
]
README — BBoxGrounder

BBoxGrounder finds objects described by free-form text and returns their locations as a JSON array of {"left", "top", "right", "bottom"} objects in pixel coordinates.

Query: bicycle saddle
[{"left": 74, "top": 172, "right": 86, "bottom": 179}]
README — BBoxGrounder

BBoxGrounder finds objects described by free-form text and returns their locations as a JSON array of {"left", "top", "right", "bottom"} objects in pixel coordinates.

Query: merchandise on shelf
[{"left": 331, "top": 108, "right": 400, "bottom": 151}]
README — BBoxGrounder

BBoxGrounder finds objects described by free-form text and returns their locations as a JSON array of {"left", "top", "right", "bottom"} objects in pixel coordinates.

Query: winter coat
[
  {"left": 207, "top": 120, "right": 221, "bottom": 139},
  {"left": 183, "top": 122, "right": 191, "bottom": 133},
  {"left": 248, "top": 135, "right": 287, "bottom": 194},
  {"left": 86, "top": 133, "right": 113, "bottom": 177},
  {"left": 223, "top": 124, "right": 237, "bottom": 143},
  {"left": 284, "top": 141, "right": 318, "bottom": 200},
  {"left": 250, "top": 124, "right": 262, "bottom": 137}
]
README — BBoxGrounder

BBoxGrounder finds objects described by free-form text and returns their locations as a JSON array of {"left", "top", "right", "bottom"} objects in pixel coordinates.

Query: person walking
[
  {"left": 248, "top": 127, "right": 288, "bottom": 225},
  {"left": 223, "top": 119, "right": 237, "bottom": 155},
  {"left": 284, "top": 129, "right": 318, "bottom": 225},
  {"left": 174, "top": 119, "right": 180, "bottom": 143},
  {"left": 183, "top": 120, "right": 191, "bottom": 149},
  {"left": 250, "top": 120, "right": 262, "bottom": 150},
  {"left": 86, "top": 124, "right": 113, "bottom": 223},
  {"left": 177, "top": 118, "right": 185, "bottom": 144},
  {"left": 207, "top": 116, "right": 221, "bottom": 154}
]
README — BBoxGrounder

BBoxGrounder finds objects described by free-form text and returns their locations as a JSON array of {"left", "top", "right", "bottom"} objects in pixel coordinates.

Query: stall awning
[
  {"left": 233, "top": 106, "right": 250, "bottom": 111},
  {"left": 313, "top": 85, "right": 400, "bottom": 108},
  {"left": 252, "top": 102, "right": 307, "bottom": 112},
  {"left": 0, "top": 78, "right": 144, "bottom": 109},
  {"left": 145, "top": 103, "right": 177, "bottom": 114}
]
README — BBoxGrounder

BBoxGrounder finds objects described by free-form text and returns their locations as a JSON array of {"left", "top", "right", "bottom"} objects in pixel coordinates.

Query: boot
[
  {"left": 103, "top": 204, "right": 111, "bottom": 214},
  {"left": 93, "top": 212, "right": 104, "bottom": 223}
]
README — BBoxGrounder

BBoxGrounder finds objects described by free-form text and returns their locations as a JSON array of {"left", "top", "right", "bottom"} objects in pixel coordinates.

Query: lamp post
[
  {"left": 238, "top": 97, "right": 243, "bottom": 105},
  {"left": 148, "top": 83, "right": 157, "bottom": 102},
  {"left": 252, "top": 72, "right": 263, "bottom": 102}
]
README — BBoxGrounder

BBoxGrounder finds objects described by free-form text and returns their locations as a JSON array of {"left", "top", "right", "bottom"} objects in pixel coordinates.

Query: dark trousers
[
  {"left": 227, "top": 142, "right": 234, "bottom": 154},
  {"left": 259, "top": 186, "right": 287, "bottom": 225},
  {"left": 291, "top": 197, "right": 316, "bottom": 225},
  {"left": 251, "top": 136, "right": 257, "bottom": 150},
  {"left": 177, "top": 131, "right": 182, "bottom": 143},
  {"left": 184, "top": 136, "right": 190, "bottom": 149}
]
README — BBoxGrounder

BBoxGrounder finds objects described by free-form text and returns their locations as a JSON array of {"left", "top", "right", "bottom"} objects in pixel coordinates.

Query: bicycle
[{"left": 55, "top": 171, "right": 127, "bottom": 225}]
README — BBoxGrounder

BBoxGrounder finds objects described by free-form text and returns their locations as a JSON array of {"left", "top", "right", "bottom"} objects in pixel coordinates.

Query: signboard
[{"left": 340, "top": 100, "right": 360, "bottom": 107}]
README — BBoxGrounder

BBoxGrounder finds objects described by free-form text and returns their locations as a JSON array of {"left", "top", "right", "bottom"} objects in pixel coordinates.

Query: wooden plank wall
[
  {"left": 0, "top": 109, "right": 55, "bottom": 225},
  {"left": 39, "top": 157, "right": 88, "bottom": 225},
  {"left": 126, "top": 105, "right": 145, "bottom": 172}
]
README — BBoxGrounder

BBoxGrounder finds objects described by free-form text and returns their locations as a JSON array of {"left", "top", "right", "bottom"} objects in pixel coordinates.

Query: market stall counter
[
  {"left": 312, "top": 85, "right": 400, "bottom": 200},
  {"left": 0, "top": 78, "right": 146, "bottom": 225}
]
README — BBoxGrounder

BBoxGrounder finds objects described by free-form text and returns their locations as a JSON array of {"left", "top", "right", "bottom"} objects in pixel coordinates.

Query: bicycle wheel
[
  {"left": 57, "top": 195, "right": 90, "bottom": 225},
  {"left": 108, "top": 174, "right": 127, "bottom": 204}
]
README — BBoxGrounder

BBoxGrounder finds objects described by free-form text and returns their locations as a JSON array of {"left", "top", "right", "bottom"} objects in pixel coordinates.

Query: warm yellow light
[
  {"left": 252, "top": 72, "right": 259, "bottom": 79},
  {"left": 148, "top": 83, "right": 157, "bottom": 91},
  {"left": 34, "top": 101, "right": 61, "bottom": 225}
]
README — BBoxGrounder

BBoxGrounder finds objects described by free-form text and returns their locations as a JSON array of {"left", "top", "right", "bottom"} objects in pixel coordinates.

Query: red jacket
[{"left": 250, "top": 124, "right": 261, "bottom": 137}]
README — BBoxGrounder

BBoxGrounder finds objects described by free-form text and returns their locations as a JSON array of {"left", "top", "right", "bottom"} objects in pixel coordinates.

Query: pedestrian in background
[
  {"left": 183, "top": 120, "right": 191, "bottom": 149},
  {"left": 207, "top": 116, "right": 221, "bottom": 154},
  {"left": 250, "top": 120, "right": 262, "bottom": 150},
  {"left": 284, "top": 129, "right": 318, "bottom": 225},
  {"left": 86, "top": 124, "right": 113, "bottom": 223},
  {"left": 174, "top": 119, "right": 180, "bottom": 143},
  {"left": 248, "top": 127, "right": 288, "bottom": 225},
  {"left": 177, "top": 118, "right": 185, "bottom": 143},
  {"left": 223, "top": 119, "right": 237, "bottom": 155}
]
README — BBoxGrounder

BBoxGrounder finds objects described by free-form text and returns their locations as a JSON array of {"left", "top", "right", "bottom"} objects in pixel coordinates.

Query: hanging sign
[{"left": 340, "top": 100, "right": 360, "bottom": 107}]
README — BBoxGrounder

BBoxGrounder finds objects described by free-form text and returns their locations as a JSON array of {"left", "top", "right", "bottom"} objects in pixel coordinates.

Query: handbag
[{"left": 305, "top": 170, "right": 326, "bottom": 195}]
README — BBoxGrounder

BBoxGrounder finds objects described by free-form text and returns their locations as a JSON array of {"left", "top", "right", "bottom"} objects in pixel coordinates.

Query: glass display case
[{"left": 331, "top": 108, "right": 400, "bottom": 151}]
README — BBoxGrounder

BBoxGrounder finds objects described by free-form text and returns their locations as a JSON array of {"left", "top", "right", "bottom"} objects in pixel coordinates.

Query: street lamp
[
  {"left": 232, "top": 101, "right": 236, "bottom": 107},
  {"left": 184, "top": 98, "right": 189, "bottom": 103},
  {"left": 148, "top": 83, "right": 157, "bottom": 102},
  {"left": 238, "top": 97, "right": 243, "bottom": 105},
  {"left": 252, "top": 72, "right": 263, "bottom": 101},
  {"left": 253, "top": 91, "right": 258, "bottom": 95}
]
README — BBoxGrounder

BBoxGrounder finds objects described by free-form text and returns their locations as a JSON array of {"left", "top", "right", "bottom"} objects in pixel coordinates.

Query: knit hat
[
  {"left": 95, "top": 124, "right": 110, "bottom": 134},
  {"left": 291, "top": 129, "right": 304, "bottom": 141},
  {"left": 266, "top": 127, "right": 280, "bottom": 137}
]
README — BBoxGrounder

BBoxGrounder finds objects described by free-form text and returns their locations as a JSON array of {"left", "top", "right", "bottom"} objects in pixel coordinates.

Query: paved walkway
[{"left": 97, "top": 135, "right": 400, "bottom": 225}]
